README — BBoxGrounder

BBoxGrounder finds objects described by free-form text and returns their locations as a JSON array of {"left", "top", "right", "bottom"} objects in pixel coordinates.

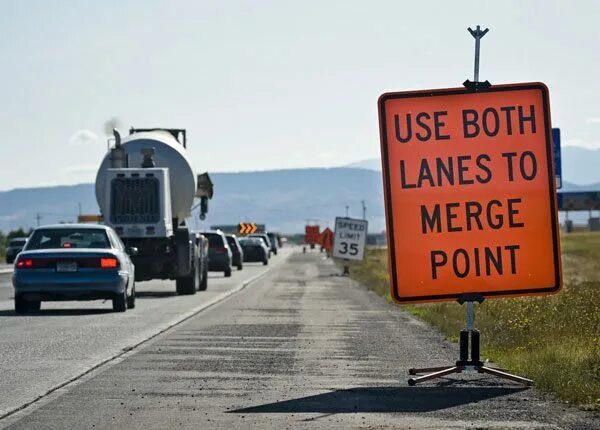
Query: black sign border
[{"left": 378, "top": 82, "right": 561, "bottom": 304}]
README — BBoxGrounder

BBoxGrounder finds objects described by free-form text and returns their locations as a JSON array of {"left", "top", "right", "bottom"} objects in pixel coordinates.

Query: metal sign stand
[
  {"left": 342, "top": 259, "right": 350, "bottom": 276},
  {"left": 408, "top": 26, "right": 533, "bottom": 387}
]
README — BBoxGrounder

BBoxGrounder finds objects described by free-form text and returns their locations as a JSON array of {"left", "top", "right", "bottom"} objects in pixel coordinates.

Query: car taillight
[
  {"left": 16, "top": 258, "right": 34, "bottom": 268},
  {"left": 100, "top": 258, "right": 119, "bottom": 269}
]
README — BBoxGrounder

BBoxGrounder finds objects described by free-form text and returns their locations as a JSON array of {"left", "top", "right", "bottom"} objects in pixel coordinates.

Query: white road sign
[{"left": 333, "top": 217, "right": 368, "bottom": 261}]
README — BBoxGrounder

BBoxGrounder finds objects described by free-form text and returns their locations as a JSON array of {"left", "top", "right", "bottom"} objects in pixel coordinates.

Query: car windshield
[
  {"left": 25, "top": 228, "right": 111, "bottom": 250},
  {"left": 204, "top": 234, "right": 225, "bottom": 248},
  {"left": 226, "top": 237, "right": 238, "bottom": 248},
  {"left": 9, "top": 238, "right": 27, "bottom": 246}
]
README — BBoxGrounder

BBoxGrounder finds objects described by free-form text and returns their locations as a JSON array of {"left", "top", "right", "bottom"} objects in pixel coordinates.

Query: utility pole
[
  {"left": 361, "top": 200, "right": 366, "bottom": 220},
  {"left": 35, "top": 213, "right": 42, "bottom": 227},
  {"left": 345, "top": 205, "right": 349, "bottom": 217}
]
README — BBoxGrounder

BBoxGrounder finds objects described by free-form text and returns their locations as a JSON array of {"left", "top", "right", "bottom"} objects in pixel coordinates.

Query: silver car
[{"left": 12, "top": 224, "right": 136, "bottom": 313}]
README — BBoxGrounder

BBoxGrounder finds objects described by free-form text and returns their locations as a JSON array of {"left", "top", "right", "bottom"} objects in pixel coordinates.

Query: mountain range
[
  {"left": 2, "top": 145, "right": 600, "bottom": 233},
  {"left": 0, "top": 168, "right": 386, "bottom": 234}
]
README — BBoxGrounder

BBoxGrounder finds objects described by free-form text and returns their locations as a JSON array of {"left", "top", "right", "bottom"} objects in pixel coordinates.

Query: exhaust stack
[{"left": 109, "top": 129, "right": 127, "bottom": 168}]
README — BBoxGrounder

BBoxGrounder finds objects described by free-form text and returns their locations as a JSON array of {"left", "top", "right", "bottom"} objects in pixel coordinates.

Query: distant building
[{"left": 366, "top": 232, "right": 387, "bottom": 246}]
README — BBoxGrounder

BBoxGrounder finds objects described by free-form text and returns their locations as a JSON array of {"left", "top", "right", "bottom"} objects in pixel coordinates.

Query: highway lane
[
  {"left": 2, "top": 250, "right": 597, "bottom": 429},
  {"left": 0, "top": 274, "right": 12, "bottom": 302},
  {"left": 0, "top": 248, "right": 292, "bottom": 419}
]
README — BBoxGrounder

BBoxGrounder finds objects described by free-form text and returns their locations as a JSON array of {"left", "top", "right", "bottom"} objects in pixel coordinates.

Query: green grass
[{"left": 344, "top": 234, "right": 600, "bottom": 410}]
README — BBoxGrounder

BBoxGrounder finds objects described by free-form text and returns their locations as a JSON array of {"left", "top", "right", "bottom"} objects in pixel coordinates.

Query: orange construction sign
[
  {"left": 77, "top": 214, "right": 103, "bottom": 223},
  {"left": 304, "top": 225, "right": 320, "bottom": 245},
  {"left": 378, "top": 82, "right": 561, "bottom": 304},
  {"left": 320, "top": 227, "right": 334, "bottom": 252}
]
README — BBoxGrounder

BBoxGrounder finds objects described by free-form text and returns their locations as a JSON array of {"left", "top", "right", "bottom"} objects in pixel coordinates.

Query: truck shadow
[
  {"left": 0, "top": 308, "right": 114, "bottom": 317},
  {"left": 136, "top": 291, "right": 177, "bottom": 298},
  {"left": 229, "top": 386, "right": 527, "bottom": 414}
]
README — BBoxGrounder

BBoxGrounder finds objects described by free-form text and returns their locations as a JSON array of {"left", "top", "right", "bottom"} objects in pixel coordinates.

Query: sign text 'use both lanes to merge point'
[{"left": 378, "top": 83, "right": 561, "bottom": 304}]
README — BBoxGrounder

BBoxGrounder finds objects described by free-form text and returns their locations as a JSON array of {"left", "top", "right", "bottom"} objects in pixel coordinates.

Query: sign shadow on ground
[{"left": 229, "top": 386, "right": 527, "bottom": 414}]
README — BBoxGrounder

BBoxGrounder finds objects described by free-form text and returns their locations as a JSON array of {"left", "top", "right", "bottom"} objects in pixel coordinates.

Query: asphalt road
[
  {"left": 0, "top": 249, "right": 291, "bottom": 421},
  {"left": 1, "top": 250, "right": 598, "bottom": 429},
  {"left": 0, "top": 274, "right": 12, "bottom": 301}
]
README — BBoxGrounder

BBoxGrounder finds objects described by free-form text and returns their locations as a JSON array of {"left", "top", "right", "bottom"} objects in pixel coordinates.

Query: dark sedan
[
  {"left": 6, "top": 237, "right": 27, "bottom": 264},
  {"left": 267, "top": 232, "right": 279, "bottom": 255},
  {"left": 202, "top": 231, "right": 233, "bottom": 277},
  {"left": 249, "top": 233, "right": 272, "bottom": 258},
  {"left": 239, "top": 237, "right": 269, "bottom": 265},
  {"left": 226, "top": 234, "right": 244, "bottom": 270}
]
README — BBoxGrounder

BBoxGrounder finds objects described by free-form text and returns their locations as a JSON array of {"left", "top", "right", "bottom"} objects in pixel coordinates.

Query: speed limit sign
[{"left": 333, "top": 217, "right": 368, "bottom": 261}]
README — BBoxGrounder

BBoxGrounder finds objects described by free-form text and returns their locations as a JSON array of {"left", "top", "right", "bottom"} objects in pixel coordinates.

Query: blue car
[{"left": 12, "top": 224, "right": 136, "bottom": 313}]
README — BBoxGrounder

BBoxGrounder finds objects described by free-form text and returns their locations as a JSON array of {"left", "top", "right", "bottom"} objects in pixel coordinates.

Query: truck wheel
[
  {"left": 113, "top": 291, "right": 127, "bottom": 312},
  {"left": 127, "top": 283, "right": 136, "bottom": 309},
  {"left": 176, "top": 264, "right": 198, "bottom": 295},
  {"left": 224, "top": 266, "right": 232, "bottom": 277},
  {"left": 199, "top": 266, "right": 208, "bottom": 291},
  {"left": 15, "top": 295, "right": 28, "bottom": 314}
]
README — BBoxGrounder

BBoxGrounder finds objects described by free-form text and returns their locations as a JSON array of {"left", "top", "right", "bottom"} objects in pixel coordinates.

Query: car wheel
[
  {"left": 127, "top": 283, "right": 136, "bottom": 309},
  {"left": 273, "top": 249, "right": 278, "bottom": 255},
  {"left": 199, "top": 266, "right": 208, "bottom": 291},
  {"left": 263, "top": 258, "right": 268, "bottom": 266},
  {"left": 113, "top": 291, "right": 127, "bottom": 312},
  {"left": 15, "top": 295, "right": 28, "bottom": 314},
  {"left": 176, "top": 263, "right": 199, "bottom": 295},
  {"left": 224, "top": 266, "right": 232, "bottom": 277},
  {"left": 237, "top": 263, "right": 243, "bottom": 270}
]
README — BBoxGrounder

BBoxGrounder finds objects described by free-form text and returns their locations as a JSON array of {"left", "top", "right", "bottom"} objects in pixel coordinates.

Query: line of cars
[
  {"left": 8, "top": 224, "right": 282, "bottom": 314},
  {"left": 201, "top": 230, "right": 280, "bottom": 275}
]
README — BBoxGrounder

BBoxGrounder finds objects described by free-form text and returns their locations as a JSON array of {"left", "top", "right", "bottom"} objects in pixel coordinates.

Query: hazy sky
[{"left": 1, "top": 0, "right": 599, "bottom": 190}]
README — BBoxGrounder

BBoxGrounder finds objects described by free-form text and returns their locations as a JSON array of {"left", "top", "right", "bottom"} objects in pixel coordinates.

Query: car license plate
[{"left": 56, "top": 261, "right": 77, "bottom": 272}]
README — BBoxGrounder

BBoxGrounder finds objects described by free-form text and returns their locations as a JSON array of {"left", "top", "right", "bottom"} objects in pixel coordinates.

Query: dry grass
[{"left": 344, "top": 233, "right": 600, "bottom": 410}]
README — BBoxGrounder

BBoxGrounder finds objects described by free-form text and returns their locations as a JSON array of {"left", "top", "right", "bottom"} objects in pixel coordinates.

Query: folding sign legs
[{"left": 408, "top": 300, "right": 533, "bottom": 386}]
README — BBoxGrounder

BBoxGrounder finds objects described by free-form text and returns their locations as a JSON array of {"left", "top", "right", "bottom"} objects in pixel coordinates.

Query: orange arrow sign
[{"left": 239, "top": 223, "right": 258, "bottom": 234}]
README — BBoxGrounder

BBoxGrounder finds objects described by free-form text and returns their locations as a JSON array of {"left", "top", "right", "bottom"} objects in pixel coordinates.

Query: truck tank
[{"left": 95, "top": 130, "right": 197, "bottom": 221}]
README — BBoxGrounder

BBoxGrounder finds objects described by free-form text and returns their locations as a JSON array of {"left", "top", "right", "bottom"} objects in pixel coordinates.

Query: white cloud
[
  {"left": 69, "top": 129, "right": 98, "bottom": 145},
  {"left": 563, "top": 139, "right": 600, "bottom": 150},
  {"left": 585, "top": 117, "right": 600, "bottom": 124}
]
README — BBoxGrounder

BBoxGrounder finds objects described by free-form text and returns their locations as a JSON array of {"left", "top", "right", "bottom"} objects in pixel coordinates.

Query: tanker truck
[{"left": 95, "top": 128, "right": 213, "bottom": 295}]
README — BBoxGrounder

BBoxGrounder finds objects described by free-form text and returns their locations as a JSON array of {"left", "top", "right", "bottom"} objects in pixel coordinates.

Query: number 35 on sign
[{"left": 333, "top": 217, "right": 368, "bottom": 261}]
